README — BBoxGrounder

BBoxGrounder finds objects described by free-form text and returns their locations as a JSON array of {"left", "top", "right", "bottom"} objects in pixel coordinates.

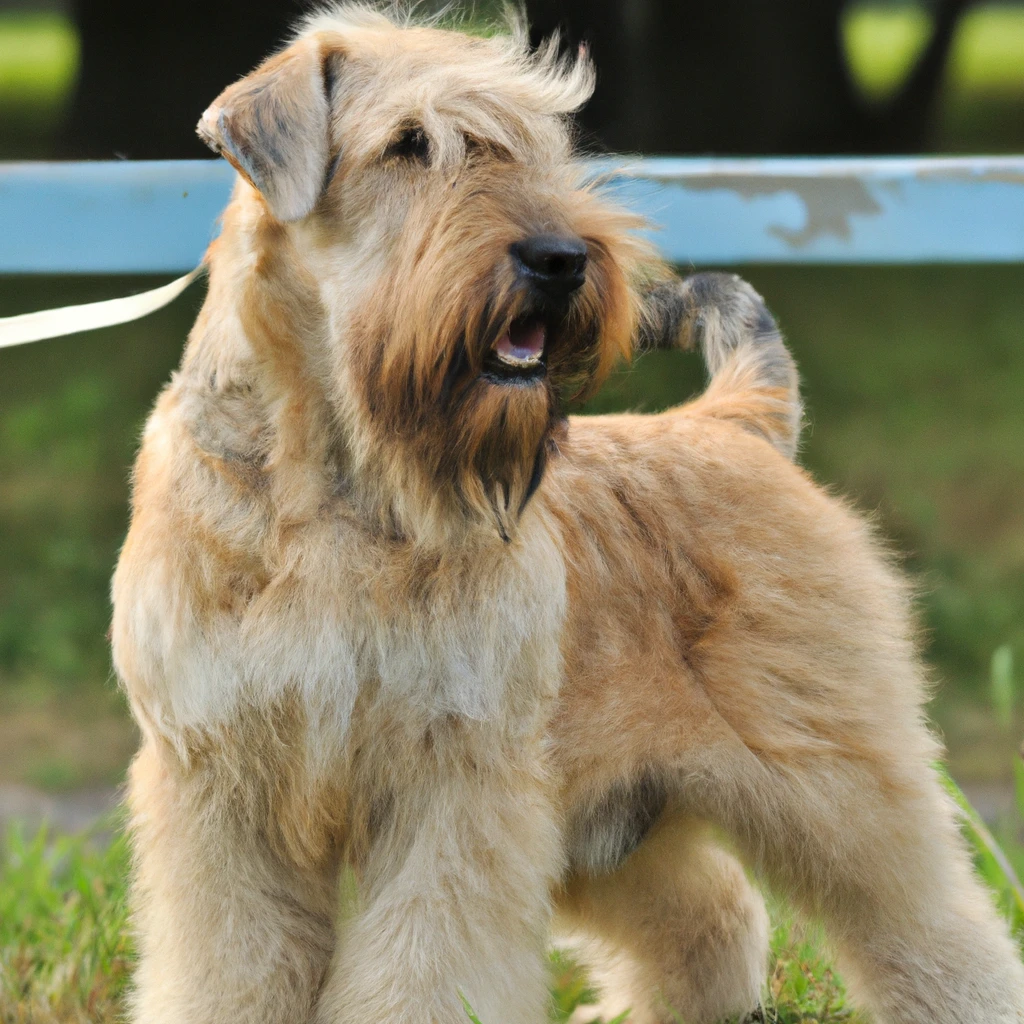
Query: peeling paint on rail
[
  {"left": 1, "top": 156, "right": 1023, "bottom": 273},
  {"left": 601, "top": 156, "right": 1024, "bottom": 265},
  {"left": 663, "top": 175, "right": 882, "bottom": 249}
]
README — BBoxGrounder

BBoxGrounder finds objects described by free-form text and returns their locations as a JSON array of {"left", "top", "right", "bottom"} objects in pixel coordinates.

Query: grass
[
  {"left": 1, "top": 2, "right": 1023, "bottom": 789},
  {"left": 584, "top": 264, "right": 1024, "bottom": 783},
  {"left": 3, "top": 755, "right": 1021, "bottom": 1024},
  {"left": 0, "top": 825, "right": 131, "bottom": 1024},
  {"left": 0, "top": 822, "right": 865, "bottom": 1024},
  {"left": 4, "top": 663, "right": 1024, "bottom": 1023},
  {"left": 0, "top": 682, "right": 135, "bottom": 794}
]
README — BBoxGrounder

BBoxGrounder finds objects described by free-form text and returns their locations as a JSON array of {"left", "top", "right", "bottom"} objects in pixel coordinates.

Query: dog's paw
[
  {"left": 566, "top": 1002, "right": 630, "bottom": 1024},
  {"left": 735, "top": 1006, "right": 774, "bottom": 1024}
]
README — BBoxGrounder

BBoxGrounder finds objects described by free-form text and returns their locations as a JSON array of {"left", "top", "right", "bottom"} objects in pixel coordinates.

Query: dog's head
[{"left": 198, "top": 5, "right": 656, "bottom": 541}]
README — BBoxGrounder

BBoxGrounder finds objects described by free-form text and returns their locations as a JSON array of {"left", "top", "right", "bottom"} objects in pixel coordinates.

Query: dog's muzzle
[
  {"left": 486, "top": 234, "right": 587, "bottom": 381},
  {"left": 510, "top": 234, "right": 588, "bottom": 300}
]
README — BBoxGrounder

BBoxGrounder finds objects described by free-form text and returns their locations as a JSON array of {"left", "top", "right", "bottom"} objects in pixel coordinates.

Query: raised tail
[{"left": 638, "top": 272, "right": 803, "bottom": 460}]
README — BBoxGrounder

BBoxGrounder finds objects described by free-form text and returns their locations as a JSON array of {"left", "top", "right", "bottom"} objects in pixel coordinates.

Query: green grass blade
[
  {"left": 460, "top": 991, "right": 485, "bottom": 1024},
  {"left": 991, "top": 644, "right": 1015, "bottom": 731},
  {"left": 938, "top": 763, "right": 1024, "bottom": 929}
]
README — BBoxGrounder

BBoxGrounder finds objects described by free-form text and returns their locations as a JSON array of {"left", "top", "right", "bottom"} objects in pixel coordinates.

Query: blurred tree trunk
[
  {"left": 58, "top": 0, "right": 297, "bottom": 159},
  {"left": 528, "top": 0, "right": 975, "bottom": 154},
  {"left": 58, "top": 0, "right": 973, "bottom": 159}
]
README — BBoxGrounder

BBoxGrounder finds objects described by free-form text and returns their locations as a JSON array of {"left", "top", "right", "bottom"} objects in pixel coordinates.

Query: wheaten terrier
[{"left": 111, "top": 6, "right": 1024, "bottom": 1023}]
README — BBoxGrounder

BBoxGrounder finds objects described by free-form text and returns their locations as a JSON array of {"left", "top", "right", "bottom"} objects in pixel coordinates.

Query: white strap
[{"left": 0, "top": 267, "right": 203, "bottom": 349}]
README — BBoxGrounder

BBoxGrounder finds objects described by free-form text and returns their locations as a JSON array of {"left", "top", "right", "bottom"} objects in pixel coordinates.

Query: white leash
[{"left": 0, "top": 266, "right": 203, "bottom": 349}]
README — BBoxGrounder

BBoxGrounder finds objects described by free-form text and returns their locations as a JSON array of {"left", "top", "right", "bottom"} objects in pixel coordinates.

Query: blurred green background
[{"left": 0, "top": 2, "right": 1023, "bottom": 799}]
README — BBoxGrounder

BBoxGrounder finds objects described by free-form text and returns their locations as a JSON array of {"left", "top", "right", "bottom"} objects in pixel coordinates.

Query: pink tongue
[{"left": 495, "top": 319, "right": 545, "bottom": 361}]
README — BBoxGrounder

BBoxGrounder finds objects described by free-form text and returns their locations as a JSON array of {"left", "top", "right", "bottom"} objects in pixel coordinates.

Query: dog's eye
[
  {"left": 465, "top": 134, "right": 513, "bottom": 163},
  {"left": 387, "top": 126, "right": 430, "bottom": 163}
]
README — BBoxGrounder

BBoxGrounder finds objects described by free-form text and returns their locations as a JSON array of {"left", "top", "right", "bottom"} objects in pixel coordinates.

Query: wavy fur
[{"left": 114, "top": 11, "right": 1024, "bottom": 1024}]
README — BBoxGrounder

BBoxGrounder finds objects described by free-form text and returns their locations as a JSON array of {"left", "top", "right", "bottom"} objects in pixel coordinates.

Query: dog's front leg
[
  {"left": 127, "top": 741, "right": 340, "bottom": 1024},
  {"left": 314, "top": 731, "right": 561, "bottom": 1024}
]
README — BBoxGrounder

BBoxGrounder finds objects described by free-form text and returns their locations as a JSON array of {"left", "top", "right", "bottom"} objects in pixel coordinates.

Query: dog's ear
[{"left": 198, "top": 37, "right": 338, "bottom": 222}]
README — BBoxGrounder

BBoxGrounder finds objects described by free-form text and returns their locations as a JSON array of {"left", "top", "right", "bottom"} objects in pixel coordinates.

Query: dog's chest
[
  {"left": 224, "top": 509, "right": 570, "bottom": 757},
  {"left": 115, "top": 397, "right": 569, "bottom": 755},
  {"left": 339, "top": 521, "right": 566, "bottom": 724}
]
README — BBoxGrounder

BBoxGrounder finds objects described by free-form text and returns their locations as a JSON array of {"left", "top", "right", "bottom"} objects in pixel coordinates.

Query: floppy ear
[{"left": 198, "top": 37, "right": 336, "bottom": 222}]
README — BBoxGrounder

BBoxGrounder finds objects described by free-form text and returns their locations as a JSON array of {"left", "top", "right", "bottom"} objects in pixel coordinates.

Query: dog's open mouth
[{"left": 484, "top": 316, "right": 548, "bottom": 383}]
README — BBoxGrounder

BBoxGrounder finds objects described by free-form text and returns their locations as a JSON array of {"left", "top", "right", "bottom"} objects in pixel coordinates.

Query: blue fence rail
[{"left": 2, "top": 156, "right": 1024, "bottom": 273}]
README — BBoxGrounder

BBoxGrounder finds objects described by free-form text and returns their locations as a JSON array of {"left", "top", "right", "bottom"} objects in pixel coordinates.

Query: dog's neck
[{"left": 181, "top": 192, "right": 549, "bottom": 550}]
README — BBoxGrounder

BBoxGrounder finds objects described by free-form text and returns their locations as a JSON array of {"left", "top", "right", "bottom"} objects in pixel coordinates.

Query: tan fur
[{"left": 112, "top": 7, "right": 1024, "bottom": 1024}]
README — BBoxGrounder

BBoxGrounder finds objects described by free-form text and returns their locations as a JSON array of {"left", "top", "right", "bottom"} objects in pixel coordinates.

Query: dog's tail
[{"left": 638, "top": 272, "right": 802, "bottom": 460}]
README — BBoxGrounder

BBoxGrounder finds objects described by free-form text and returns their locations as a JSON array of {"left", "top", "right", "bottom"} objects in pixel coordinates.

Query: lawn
[
  {"left": 2, "top": 818, "right": 853, "bottom": 1024},
  {"left": 3, "top": 760, "right": 1023, "bottom": 1024},
  {"left": 3, "top": 265, "right": 1024, "bottom": 791},
  {"left": 3, "top": 818, "right": 848, "bottom": 1024}
]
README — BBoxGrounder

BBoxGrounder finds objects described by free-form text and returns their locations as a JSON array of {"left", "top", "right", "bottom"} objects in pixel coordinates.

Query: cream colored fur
[{"left": 111, "top": 6, "right": 1024, "bottom": 1024}]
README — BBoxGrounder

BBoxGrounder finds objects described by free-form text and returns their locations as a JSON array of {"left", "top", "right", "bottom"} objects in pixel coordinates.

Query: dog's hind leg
[
  {"left": 674, "top": 723, "right": 1024, "bottom": 1024},
  {"left": 126, "top": 741, "right": 339, "bottom": 1024},
  {"left": 556, "top": 810, "right": 769, "bottom": 1024}
]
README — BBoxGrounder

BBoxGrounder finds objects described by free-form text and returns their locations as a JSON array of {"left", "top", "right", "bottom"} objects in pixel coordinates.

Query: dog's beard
[
  {"left": 443, "top": 366, "right": 558, "bottom": 540},
  {"left": 348, "top": 243, "right": 632, "bottom": 539},
  {"left": 410, "top": 295, "right": 580, "bottom": 539}
]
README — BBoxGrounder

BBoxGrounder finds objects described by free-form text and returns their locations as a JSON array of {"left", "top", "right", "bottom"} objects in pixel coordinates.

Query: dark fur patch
[
  {"left": 517, "top": 439, "right": 550, "bottom": 516},
  {"left": 565, "top": 773, "right": 667, "bottom": 875},
  {"left": 635, "top": 279, "right": 689, "bottom": 352}
]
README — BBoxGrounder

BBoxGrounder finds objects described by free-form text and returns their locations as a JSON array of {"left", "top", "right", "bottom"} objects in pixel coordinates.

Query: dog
[{"left": 110, "top": 6, "right": 1024, "bottom": 1024}]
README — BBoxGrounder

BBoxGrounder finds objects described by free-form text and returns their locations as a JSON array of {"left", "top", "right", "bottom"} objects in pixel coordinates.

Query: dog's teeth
[
  {"left": 494, "top": 321, "right": 545, "bottom": 367},
  {"left": 497, "top": 350, "right": 542, "bottom": 367}
]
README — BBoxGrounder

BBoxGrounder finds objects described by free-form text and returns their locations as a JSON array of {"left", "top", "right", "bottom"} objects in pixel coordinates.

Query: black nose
[{"left": 511, "top": 234, "right": 588, "bottom": 297}]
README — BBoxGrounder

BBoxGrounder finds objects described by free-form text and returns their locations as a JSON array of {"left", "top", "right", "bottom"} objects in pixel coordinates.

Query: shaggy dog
[{"left": 111, "top": 6, "right": 1024, "bottom": 1023}]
